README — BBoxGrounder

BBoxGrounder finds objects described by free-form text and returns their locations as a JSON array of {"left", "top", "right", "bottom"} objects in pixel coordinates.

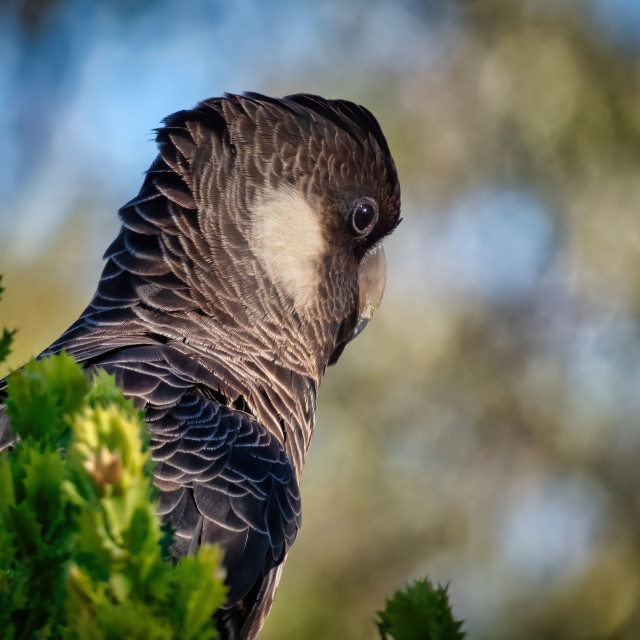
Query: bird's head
[{"left": 119, "top": 93, "right": 400, "bottom": 380}]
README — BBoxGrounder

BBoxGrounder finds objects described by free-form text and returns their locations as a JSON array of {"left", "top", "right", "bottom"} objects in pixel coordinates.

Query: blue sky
[
  {"left": 0, "top": 0, "right": 455, "bottom": 251},
  {"left": 1, "top": 0, "right": 637, "bottom": 253}
]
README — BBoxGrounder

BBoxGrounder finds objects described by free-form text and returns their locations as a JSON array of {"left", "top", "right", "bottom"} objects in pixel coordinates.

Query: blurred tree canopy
[{"left": 1, "top": 0, "right": 640, "bottom": 638}]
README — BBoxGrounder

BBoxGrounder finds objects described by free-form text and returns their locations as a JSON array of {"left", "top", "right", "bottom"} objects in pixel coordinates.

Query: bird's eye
[{"left": 350, "top": 200, "right": 378, "bottom": 236}]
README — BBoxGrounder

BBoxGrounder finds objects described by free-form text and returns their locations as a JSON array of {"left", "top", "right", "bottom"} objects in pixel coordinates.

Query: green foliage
[
  {"left": 5, "top": 354, "right": 89, "bottom": 449},
  {"left": 376, "top": 578, "right": 465, "bottom": 640},
  {"left": 0, "top": 328, "right": 15, "bottom": 364},
  {"left": 0, "top": 352, "right": 226, "bottom": 639},
  {"left": 0, "top": 276, "right": 16, "bottom": 364}
]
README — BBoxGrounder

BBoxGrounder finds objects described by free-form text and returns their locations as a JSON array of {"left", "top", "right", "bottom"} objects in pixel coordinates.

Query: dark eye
[{"left": 350, "top": 200, "right": 378, "bottom": 236}]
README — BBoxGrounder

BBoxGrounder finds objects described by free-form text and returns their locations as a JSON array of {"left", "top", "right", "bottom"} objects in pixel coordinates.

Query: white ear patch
[{"left": 252, "top": 187, "right": 327, "bottom": 310}]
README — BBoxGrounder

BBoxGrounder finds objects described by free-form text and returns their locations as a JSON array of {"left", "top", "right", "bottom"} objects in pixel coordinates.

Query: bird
[{"left": 0, "top": 92, "right": 401, "bottom": 639}]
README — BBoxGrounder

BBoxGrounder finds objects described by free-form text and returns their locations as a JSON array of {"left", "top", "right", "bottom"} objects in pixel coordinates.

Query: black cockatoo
[{"left": 0, "top": 93, "right": 401, "bottom": 639}]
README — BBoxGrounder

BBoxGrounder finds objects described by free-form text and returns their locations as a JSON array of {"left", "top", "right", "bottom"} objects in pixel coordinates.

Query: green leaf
[
  {"left": 85, "top": 369, "right": 144, "bottom": 425},
  {"left": 169, "top": 545, "right": 226, "bottom": 640},
  {"left": 123, "top": 506, "right": 152, "bottom": 555},
  {"left": 6, "top": 502, "right": 46, "bottom": 559},
  {"left": 376, "top": 578, "right": 465, "bottom": 640},
  {"left": 22, "top": 448, "right": 70, "bottom": 542},
  {"left": 0, "top": 452, "right": 15, "bottom": 511},
  {"left": 73, "top": 506, "right": 119, "bottom": 581},
  {"left": 0, "top": 328, "right": 16, "bottom": 364},
  {"left": 5, "top": 353, "right": 89, "bottom": 446},
  {"left": 158, "top": 521, "right": 175, "bottom": 561},
  {"left": 95, "top": 599, "right": 173, "bottom": 640},
  {"left": 0, "top": 517, "right": 16, "bottom": 574}
]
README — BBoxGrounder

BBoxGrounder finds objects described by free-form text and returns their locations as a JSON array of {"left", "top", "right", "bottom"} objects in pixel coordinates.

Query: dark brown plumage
[{"left": 0, "top": 92, "right": 401, "bottom": 639}]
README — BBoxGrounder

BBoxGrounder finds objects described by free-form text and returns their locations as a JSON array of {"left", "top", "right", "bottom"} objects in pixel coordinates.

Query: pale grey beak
[{"left": 352, "top": 243, "right": 387, "bottom": 340}]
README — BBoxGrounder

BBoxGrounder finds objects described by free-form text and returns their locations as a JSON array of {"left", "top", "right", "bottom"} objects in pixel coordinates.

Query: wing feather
[{"left": 96, "top": 346, "right": 301, "bottom": 614}]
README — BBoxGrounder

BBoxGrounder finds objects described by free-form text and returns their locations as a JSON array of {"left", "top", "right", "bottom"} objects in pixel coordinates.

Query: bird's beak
[{"left": 352, "top": 243, "right": 387, "bottom": 340}]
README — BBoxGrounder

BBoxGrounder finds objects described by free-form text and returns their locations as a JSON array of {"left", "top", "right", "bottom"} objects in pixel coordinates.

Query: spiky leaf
[{"left": 377, "top": 578, "right": 465, "bottom": 640}]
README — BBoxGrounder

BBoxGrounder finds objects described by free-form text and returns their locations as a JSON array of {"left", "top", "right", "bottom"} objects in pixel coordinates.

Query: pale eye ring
[{"left": 350, "top": 199, "right": 378, "bottom": 236}]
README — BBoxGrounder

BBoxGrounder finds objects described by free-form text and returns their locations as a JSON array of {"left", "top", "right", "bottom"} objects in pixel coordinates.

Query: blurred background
[{"left": 2, "top": 0, "right": 640, "bottom": 637}]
